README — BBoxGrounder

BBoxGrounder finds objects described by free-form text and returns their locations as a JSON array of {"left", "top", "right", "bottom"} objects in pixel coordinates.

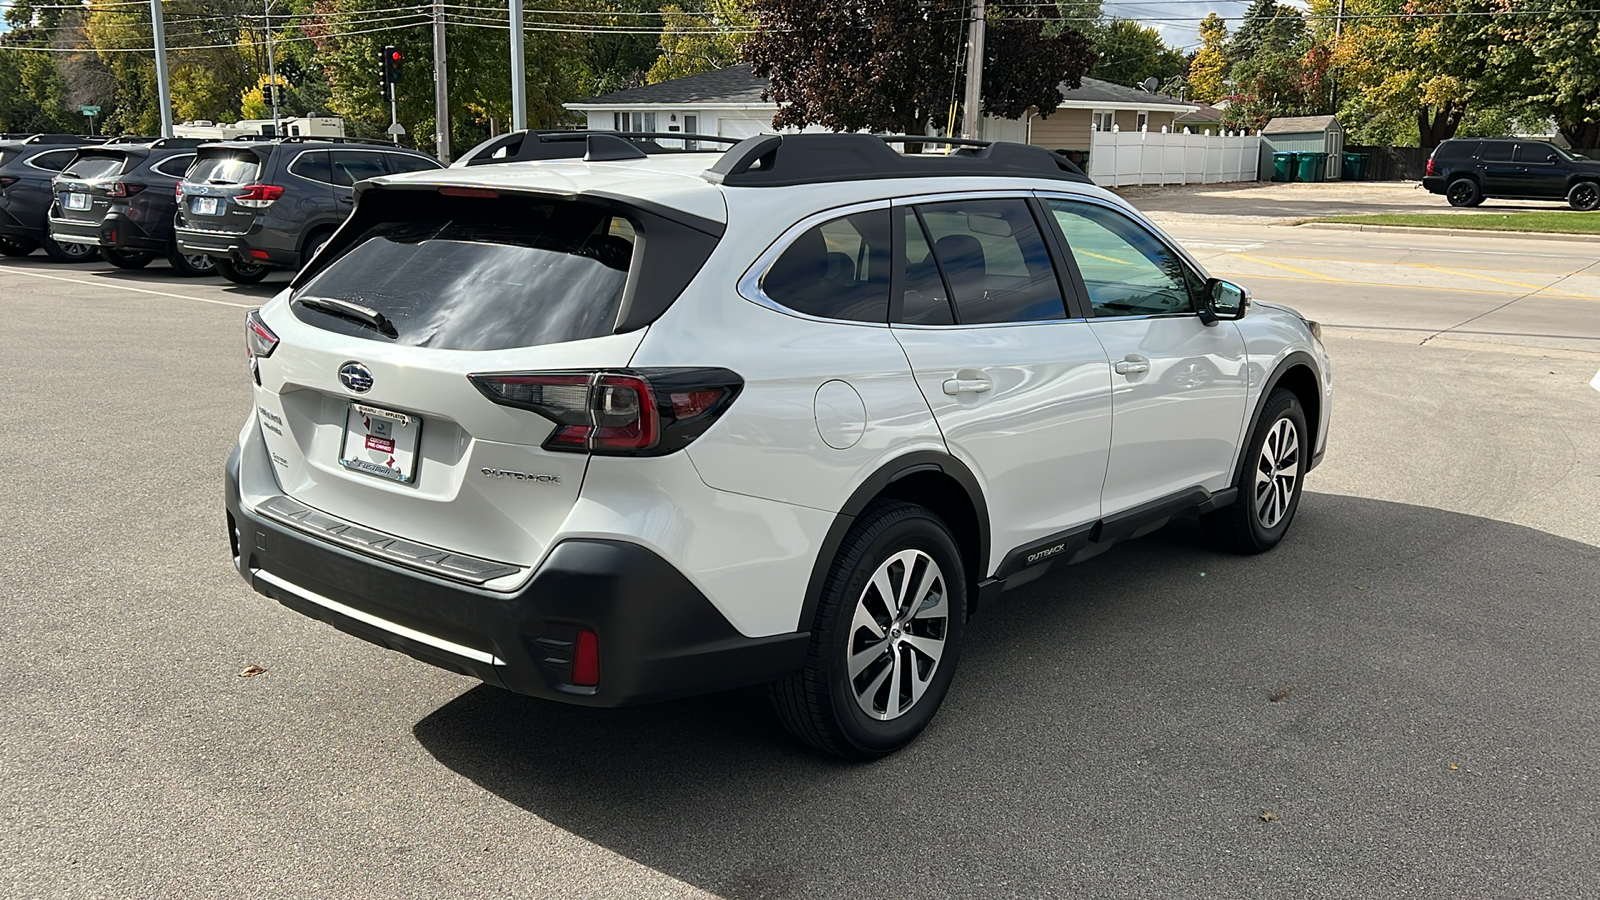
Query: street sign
[
  {"left": 79, "top": 105, "right": 101, "bottom": 116},
  {"left": 387, "top": 123, "right": 406, "bottom": 136}
]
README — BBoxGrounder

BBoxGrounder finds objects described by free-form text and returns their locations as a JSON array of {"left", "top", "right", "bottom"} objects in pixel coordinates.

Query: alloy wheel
[
  {"left": 185, "top": 253, "right": 215, "bottom": 272},
  {"left": 848, "top": 549, "right": 949, "bottom": 721},
  {"left": 1254, "top": 417, "right": 1301, "bottom": 529},
  {"left": 1447, "top": 181, "right": 1475, "bottom": 205},
  {"left": 1572, "top": 182, "right": 1600, "bottom": 212}
]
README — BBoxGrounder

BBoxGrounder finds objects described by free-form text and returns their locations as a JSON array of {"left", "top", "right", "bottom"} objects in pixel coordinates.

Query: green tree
[
  {"left": 1230, "top": 0, "right": 1306, "bottom": 63},
  {"left": 1187, "top": 13, "right": 1228, "bottom": 104},
  {"left": 1090, "top": 19, "right": 1185, "bottom": 89},
  {"left": 746, "top": 0, "right": 1095, "bottom": 139},
  {"left": 646, "top": 0, "right": 752, "bottom": 84},
  {"left": 1332, "top": 0, "right": 1487, "bottom": 148},
  {"left": 1478, "top": 0, "right": 1600, "bottom": 149}
]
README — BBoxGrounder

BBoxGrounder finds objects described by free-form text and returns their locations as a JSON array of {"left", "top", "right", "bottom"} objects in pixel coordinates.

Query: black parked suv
[
  {"left": 0, "top": 134, "right": 110, "bottom": 261},
  {"left": 1423, "top": 138, "right": 1600, "bottom": 210},
  {"left": 174, "top": 137, "right": 441, "bottom": 284},
  {"left": 47, "top": 137, "right": 218, "bottom": 274}
]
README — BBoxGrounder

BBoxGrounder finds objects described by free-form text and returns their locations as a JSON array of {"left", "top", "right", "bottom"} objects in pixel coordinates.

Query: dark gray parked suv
[
  {"left": 0, "top": 134, "right": 109, "bottom": 261},
  {"left": 174, "top": 137, "right": 441, "bottom": 283}
]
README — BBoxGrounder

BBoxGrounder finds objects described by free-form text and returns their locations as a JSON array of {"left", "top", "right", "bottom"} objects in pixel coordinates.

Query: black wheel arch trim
[
  {"left": 1238, "top": 350, "right": 1324, "bottom": 478},
  {"left": 797, "top": 451, "right": 990, "bottom": 634}
]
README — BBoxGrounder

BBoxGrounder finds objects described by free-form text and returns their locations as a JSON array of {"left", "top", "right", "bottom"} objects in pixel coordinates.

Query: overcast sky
[{"left": 1104, "top": 1, "right": 1258, "bottom": 51}]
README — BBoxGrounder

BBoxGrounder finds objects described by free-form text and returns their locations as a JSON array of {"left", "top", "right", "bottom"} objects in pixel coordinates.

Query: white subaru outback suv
[{"left": 226, "top": 132, "right": 1331, "bottom": 760}]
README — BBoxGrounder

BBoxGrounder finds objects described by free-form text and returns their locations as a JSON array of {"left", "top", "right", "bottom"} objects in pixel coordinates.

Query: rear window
[
  {"left": 293, "top": 199, "right": 635, "bottom": 351},
  {"left": 60, "top": 154, "right": 127, "bottom": 180},
  {"left": 188, "top": 152, "right": 260, "bottom": 185}
]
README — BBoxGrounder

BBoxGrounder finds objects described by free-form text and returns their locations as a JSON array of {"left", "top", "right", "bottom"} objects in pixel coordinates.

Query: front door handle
[
  {"left": 942, "top": 378, "right": 992, "bottom": 395},
  {"left": 1114, "top": 359, "right": 1151, "bottom": 376}
]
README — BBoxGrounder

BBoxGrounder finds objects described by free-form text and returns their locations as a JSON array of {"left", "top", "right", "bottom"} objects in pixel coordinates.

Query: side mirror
[{"left": 1199, "top": 278, "right": 1249, "bottom": 324}]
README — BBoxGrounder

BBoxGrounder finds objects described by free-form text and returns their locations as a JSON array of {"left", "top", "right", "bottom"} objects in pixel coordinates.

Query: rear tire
[
  {"left": 1445, "top": 178, "right": 1481, "bottom": 208},
  {"left": 1569, "top": 180, "right": 1600, "bottom": 212},
  {"left": 41, "top": 234, "right": 97, "bottom": 263},
  {"left": 216, "top": 258, "right": 270, "bottom": 284},
  {"left": 101, "top": 246, "right": 153, "bottom": 269},
  {"left": 1204, "top": 388, "right": 1309, "bottom": 554},
  {"left": 167, "top": 242, "right": 217, "bottom": 277},
  {"left": 770, "top": 500, "right": 966, "bottom": 760},
  {"left": 300, "top": 228, "right": 334, "bottom": 271},
  {"left": 0, "top": 236, "right": 39, "bottom": 257}
]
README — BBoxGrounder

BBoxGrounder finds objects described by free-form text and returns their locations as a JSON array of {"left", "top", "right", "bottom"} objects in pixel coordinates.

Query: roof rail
[
  {"left": 223, "top": 134, "right": 399, "bottom": 147},
  {"left": 454, "top": 129, "right": 738, "bottom": 167},
  {"left": 703, "top": 133, "right": 1092, "bottom": 187},
  {"left": 104, "top": 136, "right": 161, "bottom": 144},
  {"left": 15, "top": 133, "right": 111, "bottom": 145}
]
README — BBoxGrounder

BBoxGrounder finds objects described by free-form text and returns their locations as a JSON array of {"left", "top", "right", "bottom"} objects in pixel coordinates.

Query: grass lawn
[{"left": 1305, "top": 211, "right": 1600, "bottom": 234}]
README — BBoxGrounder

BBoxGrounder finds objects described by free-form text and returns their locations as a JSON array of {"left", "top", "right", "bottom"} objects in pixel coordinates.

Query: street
[{"left": 3, "top": 218, "right": 1599, "bottom": 898}]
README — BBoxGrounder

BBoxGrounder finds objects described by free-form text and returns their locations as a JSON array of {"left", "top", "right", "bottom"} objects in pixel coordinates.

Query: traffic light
[{"left": 381, "top": 45, "right": 403, "bottom": 99}]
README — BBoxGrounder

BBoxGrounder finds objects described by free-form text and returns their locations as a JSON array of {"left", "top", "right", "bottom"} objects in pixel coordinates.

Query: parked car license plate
[
  {"left": 339, "top": 403, "right": 421, "bottom": 484},
  {"left": 193, "top": 196, "right": 219, "bottom": 215},
  {"left": 65, "top": 193, "right": 90, "bottom": 211}
]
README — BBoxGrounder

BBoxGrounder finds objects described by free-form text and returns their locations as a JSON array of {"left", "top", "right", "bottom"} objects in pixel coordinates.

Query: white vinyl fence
[{"left": 1087, "top": 130, "right": 1262, "bottom": 187}]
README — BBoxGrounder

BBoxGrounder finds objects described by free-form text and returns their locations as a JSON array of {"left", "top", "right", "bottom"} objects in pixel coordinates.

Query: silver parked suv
[{"left": 225, "top": 132, "right": 1331, "bottom": 759}]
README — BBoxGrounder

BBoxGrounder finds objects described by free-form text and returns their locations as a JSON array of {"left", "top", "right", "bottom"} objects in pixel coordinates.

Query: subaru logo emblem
[{"left": 338, "top": 361, "right": 374, "bottom": 393}]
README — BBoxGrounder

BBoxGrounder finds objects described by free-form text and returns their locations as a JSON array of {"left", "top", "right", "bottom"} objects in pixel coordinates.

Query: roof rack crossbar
[{"left": 702, "top": 133, "right": 1091, "bottom": 188}]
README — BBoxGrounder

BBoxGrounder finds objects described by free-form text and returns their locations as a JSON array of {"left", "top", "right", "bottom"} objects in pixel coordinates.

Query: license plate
[
  {"left": 65, "top": 193, "right": 90, "bottom": 210},
  {"left": 193, "top": 196, "right": 219, "bottom": 215},
  {"left": 339, "top": 403, "right": 422, "bottom": 484}
]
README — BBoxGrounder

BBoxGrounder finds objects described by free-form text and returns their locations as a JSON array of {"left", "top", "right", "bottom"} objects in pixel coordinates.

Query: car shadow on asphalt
[{"left": 412, "top": 493, "right": 1600, "bottom": 899}]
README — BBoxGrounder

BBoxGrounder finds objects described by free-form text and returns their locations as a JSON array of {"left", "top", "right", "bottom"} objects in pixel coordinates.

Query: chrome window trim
[{"left": 736, "top": 198, "right": 896, "bottom": 329}]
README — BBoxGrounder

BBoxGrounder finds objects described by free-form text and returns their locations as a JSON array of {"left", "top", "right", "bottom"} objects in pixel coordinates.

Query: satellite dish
[{"left": 1140, "top": 77, "right": 1159, "bottom": 93}]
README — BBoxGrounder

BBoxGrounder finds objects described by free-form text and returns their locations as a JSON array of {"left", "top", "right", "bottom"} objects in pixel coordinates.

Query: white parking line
[
  {"left": 1, "top": 266, "right": 255, "bottom": 309},
  {"left": 1591, "top": 368, "right": 1600, "bottom": 393}
]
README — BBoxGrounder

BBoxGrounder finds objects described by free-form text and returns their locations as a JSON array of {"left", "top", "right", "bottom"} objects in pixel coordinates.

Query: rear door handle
[
  {"left": 942, "top": 378, "right": 992, "bottom": 395},
  {"left": 1114, "top": 359, "right": 1150, "bottom": 376}
]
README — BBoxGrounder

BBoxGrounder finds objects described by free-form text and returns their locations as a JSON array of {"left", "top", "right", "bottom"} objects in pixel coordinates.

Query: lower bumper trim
[{"left": 253, "top": 568, "right": 507, "bottom": 666}]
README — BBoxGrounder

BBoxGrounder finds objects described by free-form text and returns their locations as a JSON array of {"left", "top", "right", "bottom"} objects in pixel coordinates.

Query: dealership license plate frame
[
  {"left": 65, "top": 192, "right": 90, "bottom": 211},
  {"left": 338, "top": 402, "right": 422, "bottom": 485},
  {"left": 194, "top": 196, "right": 219, "bottom": 215}
]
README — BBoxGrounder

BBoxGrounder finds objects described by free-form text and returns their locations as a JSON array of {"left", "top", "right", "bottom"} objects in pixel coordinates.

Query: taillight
[
  {"left": 1426, "top": 158, "right": 1436, "bottom": 176},
  {"left": 175, "top": 182, "right": 185, "bottom": 198},
  {"left": 245, "top": 310, "right": 278, "bottom": 359},
  {"left": 107, "top": 182, "right": 144, "bottom": 198},
  {"left": 468, "top": 368, "right": 742, "bottom": 456},
  {"left": 235, "top": 184, "right": 285, "bottom": 208},
  {"left": 0, "top": 176, "right": 17, "bottom": 189}
]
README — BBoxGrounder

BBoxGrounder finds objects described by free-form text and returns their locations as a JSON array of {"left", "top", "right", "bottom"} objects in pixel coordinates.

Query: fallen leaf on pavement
[
  {"left": 1269, "top": 687, "right": 1294, "bottom": 702},
  {"left": 238, "top": 665, "right": 267, "bottom": 678},
  {"left": 1260, "top": 812, "right": 1277, "bottom": 822}
]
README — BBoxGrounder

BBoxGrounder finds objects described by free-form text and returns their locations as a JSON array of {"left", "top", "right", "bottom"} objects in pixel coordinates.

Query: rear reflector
[
  {"left": 468, "top": 368, "right": 743, "bottom": 457},
  {"left": 572, "top": 629, "right": 599, "bottom": 686},
  {"left": 248, "top": 249, "right": 270, "bottom": 259}
]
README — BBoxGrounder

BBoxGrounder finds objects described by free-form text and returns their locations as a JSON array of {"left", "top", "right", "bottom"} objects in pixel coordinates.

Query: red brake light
[
  {"left": 571, "top": 629, "right": 599, "bottom": 686},
  {"left": 107, "top": 182, "right": 144, "bottom": 198},
  {"left": 245, "top": 309, "right": 278, "bottom": 360},
  {"left": 175, "top": 182, "right": 184, "bottom": 198},
  {"left": 439, "top": 187, "right": 499, "bottom": 199},
  {"left": 1426, "top": 158, "right": 1436, "bottom": 176},
  {"left": 468, "top": 369, "right": 741, "bottom": 456},
  {"left": 235, "top": 184, "right": 285, "bottom": 208}
]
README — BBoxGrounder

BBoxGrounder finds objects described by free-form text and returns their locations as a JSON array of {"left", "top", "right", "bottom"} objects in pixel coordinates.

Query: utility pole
[
  {"left": 509, "top": 0, "right": 527, "bottom": 131},
  {"left": 1335, "top": 0, "right": 1346, "bottom": 38},
  {"left": 264, "top": 0, "right": 281, "bottom": 136},
  {"left": 150, "top": 0, "right": 174, "bottom": 138},
  {"left": 959, "top": 0, "right": 986, "bottom": 140},
  {"left": 433, "top": 0, "right": 450, "bottom": 162}
]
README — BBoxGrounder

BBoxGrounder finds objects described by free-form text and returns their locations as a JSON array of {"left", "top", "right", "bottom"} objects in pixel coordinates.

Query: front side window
[
  {"left": 761, "top": 209, "right": 891, "bottom": 323},
  {"left": 293, "top": 198, "right": 634, "bottom": 351},
  {"left": 1046, "top": 199, "right": 1195, "bottom": 318},
  {"left": 1516, "top": 143, "right": 1560, "bottom": 165},
  {"left": 330, "top": 151, "right": 388, "bottom": 187},
  {"left": 910, "top": 198, "right": 1066, "bottom": 325}
]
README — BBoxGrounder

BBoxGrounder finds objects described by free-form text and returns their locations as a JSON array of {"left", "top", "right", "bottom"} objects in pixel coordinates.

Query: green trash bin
[
  {"left": 1272, "top": 151, "right": 1298, "bottom": 182},
  {"left": 1341, "top": 151, "right": 1369, "bottom": 181},
  {"left": 1297, "top": 151, "right": 1328, "bottom": 183}
]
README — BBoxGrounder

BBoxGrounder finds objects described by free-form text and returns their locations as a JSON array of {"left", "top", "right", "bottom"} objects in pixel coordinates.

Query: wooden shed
[{"left": 1258, "top": 115, "right": 1345, "bottom": 180}]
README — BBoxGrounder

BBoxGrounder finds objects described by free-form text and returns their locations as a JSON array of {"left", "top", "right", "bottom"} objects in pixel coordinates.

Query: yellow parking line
[
  {"left": 1232, "top": 254, "right": 1342, "bottom": 282},
  {"left": 1410, "top": 262, "right": 1563, "bottom": 294},
  {"left": 1212, "top": 269, "right": 1599, "bottom": 301}
]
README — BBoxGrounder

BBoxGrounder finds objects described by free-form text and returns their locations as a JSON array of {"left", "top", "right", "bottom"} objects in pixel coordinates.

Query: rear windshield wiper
[{"left": 297, "top": 296, "right": 398, "bottom": 338}]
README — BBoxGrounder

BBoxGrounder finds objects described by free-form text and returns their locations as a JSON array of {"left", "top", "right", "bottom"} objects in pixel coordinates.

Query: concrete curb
[{"left": 1298, "top": 222, "right": 1600, "bottom": 243}]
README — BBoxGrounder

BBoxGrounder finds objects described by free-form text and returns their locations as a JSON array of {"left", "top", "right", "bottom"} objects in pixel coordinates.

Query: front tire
[
  {"left": 41, "top": 234, "right": 97, "bottom": 263},
  {"left": 1446, "top": 178, "right": 1482, "bottom": 208},
  {"left": 215, "top": 258, "right": 270, "bottom": 284},
  {"left": 1205, "top": 388, "right": 1309, "bottom": 554},
  {"left": 1569, "top": 180, "right": 1600, "bottom": 212},
  {"left": 101, "top": 246, "right": 153, "bottom": 269},
  {"left": 0, "top": 236, "right": 39, "bottom": 257},
  {"left": 770, "top": 501, "right": 966, "bottom": 760}
]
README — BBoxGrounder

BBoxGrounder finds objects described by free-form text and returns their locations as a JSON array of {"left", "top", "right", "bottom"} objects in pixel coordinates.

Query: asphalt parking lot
[{"left": 3, "top": 205, "right": 1599, "bottom": 897}]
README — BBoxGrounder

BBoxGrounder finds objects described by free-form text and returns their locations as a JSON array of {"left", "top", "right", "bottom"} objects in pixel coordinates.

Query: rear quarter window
[
  {"left": 292, "top": 197, "right": 636, "bottom": 351},
  {"left": 153, "top": 154, "right": 195, "bottom": 177},
  {"left": 26, "top": 149, "right": 76, "bottom": 172},
  {"left": 1435, "top": 141, "right": 1479, "bottom": 160}
]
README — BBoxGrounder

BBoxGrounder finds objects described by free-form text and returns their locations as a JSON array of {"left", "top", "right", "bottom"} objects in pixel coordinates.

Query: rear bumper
[
  {"left": 175, "top": 221, "right": 297, "bottom": 268},
  {"left": 224, "top": 447, "right": 809, "bottom": 706},
  {"left": 48, "top": 211, "right": 165, "bottom": 252},
  {"left": 1421, "top": 176, "right": 1447, "bottom": 195}
]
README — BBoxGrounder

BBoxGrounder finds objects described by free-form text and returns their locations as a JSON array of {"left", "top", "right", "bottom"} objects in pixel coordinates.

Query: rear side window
[
  {"left": 189, "top": 152, "right": 260, "bottom": 185},
  {"left": 1436, "top": 141, "right": 1478, "bottom": 160},
  {"left": 330, "top": 151, "right": 388, "bottom": 186},
  {"left": 288, "top": 150, "right": 332, "bottom": 184},
  {"left": 385, "top": 153, "right": 441, "bottom": 175},
  {"left": 26, "top": 149, "right": 76, "bottom": 172},
  {"left": 293, "top": 198, "right": 634, "bottom": 351},
  {"left": 912, "top": 198, "right": 1067, "bottom": 324},
  {"left": 153, "top": 154, "right": 194, "bottom": 177},
  {"left": 1480, "top": 142, "right": 1514, "bottom": 163},
  {"left": 761, "top": 210, "right": 891, "bottom": 322},
  {"left": 60, "top": 154, "right": 126, "bottom": 180}
]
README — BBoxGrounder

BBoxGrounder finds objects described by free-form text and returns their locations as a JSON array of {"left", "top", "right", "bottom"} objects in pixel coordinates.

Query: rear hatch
[
  {"left": 247, "top": 186, "right": 724, "bottom": 571},
  {"left": 52, "top": 150, "right": 131, "bottom": 224},
  {"left": 180, "top": 146, "right": 265, "bottom": 232}
]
